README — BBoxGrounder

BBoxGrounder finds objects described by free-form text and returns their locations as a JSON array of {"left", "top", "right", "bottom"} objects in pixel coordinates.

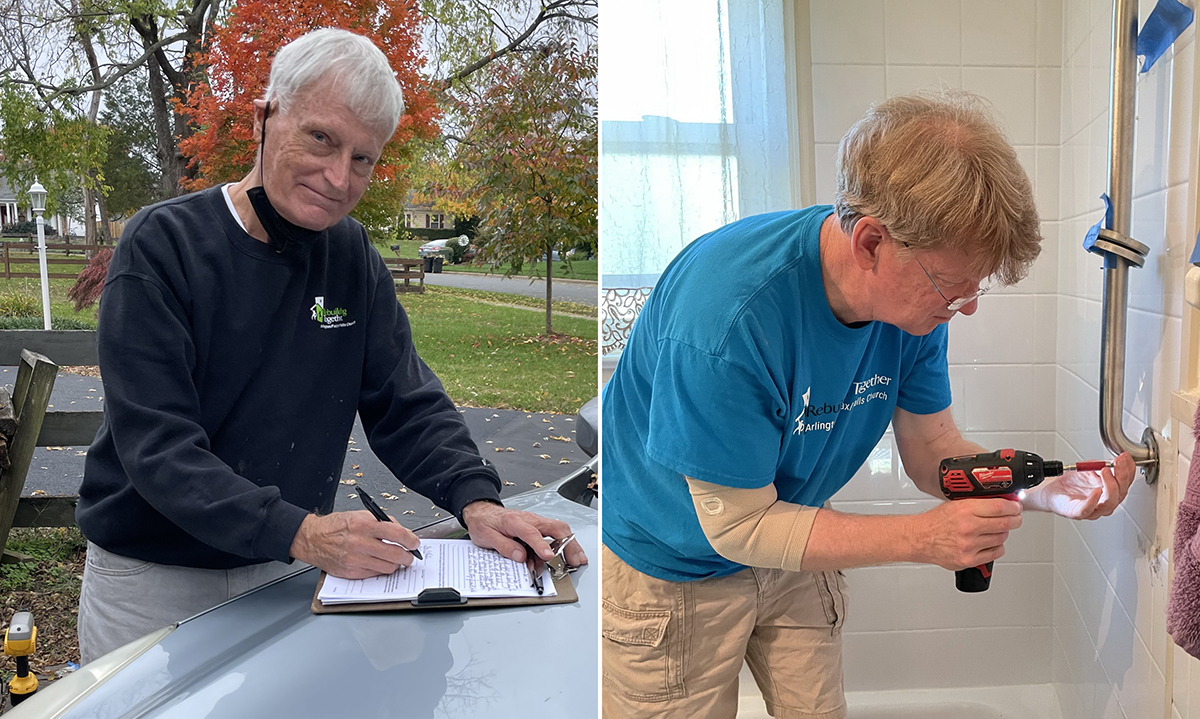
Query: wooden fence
[{"left": 0, "top": 242, "right": 99, "bottom": 280}]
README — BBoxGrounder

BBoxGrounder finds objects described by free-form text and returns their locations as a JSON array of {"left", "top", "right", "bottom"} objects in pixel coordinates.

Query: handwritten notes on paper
[{"left": 317, "top": 538, "right": 557, "bottom": 605}]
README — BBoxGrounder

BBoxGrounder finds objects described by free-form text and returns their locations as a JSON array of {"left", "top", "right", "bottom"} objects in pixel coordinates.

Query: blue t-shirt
[{"left": 601, "top": 206, "right": 952, "bottom": 581}]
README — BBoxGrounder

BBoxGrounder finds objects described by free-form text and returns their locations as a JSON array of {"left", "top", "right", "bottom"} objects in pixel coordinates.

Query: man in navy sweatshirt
[{"left": 74, "top": 28, "right": 587, "bottom": 664}]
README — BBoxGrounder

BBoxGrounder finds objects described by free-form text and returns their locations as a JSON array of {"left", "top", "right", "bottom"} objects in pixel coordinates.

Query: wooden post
[
  {"left": 0, "top": 350, "right": 58, "bottom": 563},
  {"left": 5, "top": 243, "right": 11, "bottom": 279}
]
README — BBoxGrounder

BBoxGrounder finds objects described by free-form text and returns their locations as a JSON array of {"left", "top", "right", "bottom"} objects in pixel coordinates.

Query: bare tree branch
[{"left": 438, "top": 0, "right": 595, "bottom": 89}]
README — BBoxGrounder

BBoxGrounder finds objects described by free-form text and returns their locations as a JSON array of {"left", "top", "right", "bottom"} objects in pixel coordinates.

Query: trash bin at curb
[
  {"left": 432, "top": 257, "right": 444, "bottom": 273},
  {"left": 423, "top": 257, "right": 434, "bottom": 273}
]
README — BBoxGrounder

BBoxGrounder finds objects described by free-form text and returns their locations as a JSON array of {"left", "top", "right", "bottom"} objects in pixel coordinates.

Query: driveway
[{"left": 14, "top": 369, "right": 590, "bottom": 531}]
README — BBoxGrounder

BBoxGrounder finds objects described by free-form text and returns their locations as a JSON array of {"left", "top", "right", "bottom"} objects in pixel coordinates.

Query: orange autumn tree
[{"left": 178, "top": 0, "right": 440, "bottom": 238}]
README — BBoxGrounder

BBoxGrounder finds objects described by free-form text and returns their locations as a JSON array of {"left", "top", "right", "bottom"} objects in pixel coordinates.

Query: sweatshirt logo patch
[{"left": 310, "top": 296, "right": 355, "bottom": 329}]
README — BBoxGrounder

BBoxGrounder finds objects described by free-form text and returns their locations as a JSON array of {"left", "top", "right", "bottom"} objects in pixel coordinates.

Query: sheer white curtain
[{"left": 600, "top": 0, "right": 799, "bottom": 360}]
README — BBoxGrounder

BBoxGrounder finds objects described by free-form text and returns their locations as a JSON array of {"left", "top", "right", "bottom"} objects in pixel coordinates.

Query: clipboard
[{"left": 310, "top": 568, "right": 578, "bottom": 614}]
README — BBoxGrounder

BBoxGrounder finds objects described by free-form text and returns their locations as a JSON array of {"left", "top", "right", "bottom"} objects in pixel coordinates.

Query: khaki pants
[
  {"left": 77, "top": 542, "right": 307, "bottom": 665},
  {"left": 602, "top": 545, "right": 848, "bottom": 719}
]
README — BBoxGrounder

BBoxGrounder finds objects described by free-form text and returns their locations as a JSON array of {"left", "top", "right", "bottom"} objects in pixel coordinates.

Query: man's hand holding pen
[{"left": 461, "top": 500, "right": 589, "bottom": 569}]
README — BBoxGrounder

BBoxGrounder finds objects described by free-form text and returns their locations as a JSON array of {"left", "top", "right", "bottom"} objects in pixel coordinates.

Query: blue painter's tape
[
  {"left": 1082, "top": 193, "right": 1113, "bottom": 256},
  {"left": 1137, "top": 0, "right": 1194, "bottom": 73},
  {"left": 1190, "top": 227, "right": 1200, "bottom": 265}
]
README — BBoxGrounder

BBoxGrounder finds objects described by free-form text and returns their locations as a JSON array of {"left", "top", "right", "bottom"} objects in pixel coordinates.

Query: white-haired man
[{"left": 75, "top": 28, "right": 586, "bottom": 664}]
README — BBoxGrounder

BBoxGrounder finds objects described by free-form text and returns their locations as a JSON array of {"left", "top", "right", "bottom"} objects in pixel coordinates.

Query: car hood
[{"left": 29, "top": 474, "right": 597, "bottom": 719}]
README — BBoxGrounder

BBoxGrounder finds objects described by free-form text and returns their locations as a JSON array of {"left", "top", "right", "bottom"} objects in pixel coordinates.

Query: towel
[{"left": 1168, "top": 400, "right": 1200, "bottom": 657}]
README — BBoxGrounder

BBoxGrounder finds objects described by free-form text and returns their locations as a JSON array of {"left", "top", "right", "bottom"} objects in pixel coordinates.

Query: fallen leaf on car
[
  {"left": 503, "top": 481, "right": 515, "bottom": 486},
  {"left": 403, "top": 510, "right": 415, "bottom": 515},
  {"left": 348, "top": 493, "right": 358, "bottom": 499},
  {"left": 486, "top": 440, "right": 494, "bottom": 444},
  {"left": 559, "top": 458, "right": 571, "bottom": 464},
  {"left": 532, "top": 481, "right": 543, "bottom": 488},
  {"left": 31, "top": 489, "right": 45, "bottom": 496},
  {"left": 355, "top": 472, "right": 363, "bottom": 477},
  {"left": 339, "top": 479, "right": 357, "bottom": 485},
  {"left": 532, "top": 442, "right": 541, "bottom": 447},
  {"left": 351, "top": 464, "right": 360, "bottom": 470},
  {"left": 398, "top": 487, "right": 408, "bottom": 493},
  {"left": 348, "top": 448, "right": 361, "bottom": 452},
  {"left": 504, "top": 447, "right": 515, "bottom": 452},
  {"left": 538, "top": 454, "right": 551, "bottom": 459},
  {"left": 382, "top": 493, "right": 398, "bottom": 500},
  {"left": 542, "top": 419, "right": 550, "bottom": 423},
  {"left": 550, "top": 436, "right": 572, "bottom": 442}
]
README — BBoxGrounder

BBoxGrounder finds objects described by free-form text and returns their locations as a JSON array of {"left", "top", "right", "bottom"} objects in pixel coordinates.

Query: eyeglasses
[{"left": 899, "top": 242, "right": 995, "bottom": 312}]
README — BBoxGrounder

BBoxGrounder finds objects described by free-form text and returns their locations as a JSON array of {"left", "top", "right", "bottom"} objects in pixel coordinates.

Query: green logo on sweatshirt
[{"left": 310, "top": 296, "right": 354, "bottom": 329}]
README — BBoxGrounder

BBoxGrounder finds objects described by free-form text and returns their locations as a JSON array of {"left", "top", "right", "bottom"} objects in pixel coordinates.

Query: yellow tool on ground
[{"left": 4, "top": 610, "right": 38, "bottom": 706}]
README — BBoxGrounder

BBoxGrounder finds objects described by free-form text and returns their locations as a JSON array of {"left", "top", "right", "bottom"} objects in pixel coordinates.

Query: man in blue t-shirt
[{"left": 601, "top": 93, "right": 1137, "bottom": 719}]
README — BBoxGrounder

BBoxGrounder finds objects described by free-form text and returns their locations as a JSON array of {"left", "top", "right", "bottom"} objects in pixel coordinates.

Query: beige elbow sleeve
[{"left": 687, "top": 477, "right": 819, "bottom": 571}]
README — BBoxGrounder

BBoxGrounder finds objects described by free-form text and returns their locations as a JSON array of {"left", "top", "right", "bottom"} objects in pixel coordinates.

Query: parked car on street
[
  {"left": 9, "top": 402, "right": 600, "bottom": 719},
  {"left": 418, "top": 236, "right": 477, "bottom": 262}
]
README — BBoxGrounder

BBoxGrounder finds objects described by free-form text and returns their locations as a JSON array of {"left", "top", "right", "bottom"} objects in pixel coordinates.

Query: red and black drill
[{"left": 938, "top": 449, "right": 1122, "bottom": 593}]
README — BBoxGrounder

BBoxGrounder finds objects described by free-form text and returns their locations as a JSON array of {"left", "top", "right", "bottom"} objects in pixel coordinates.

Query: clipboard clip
[
  {"left": 547, "top": 534, "right": 581, "bottom": 581},
  {"left": 412, "top": 587, "right": 468, "bottom": 607}
]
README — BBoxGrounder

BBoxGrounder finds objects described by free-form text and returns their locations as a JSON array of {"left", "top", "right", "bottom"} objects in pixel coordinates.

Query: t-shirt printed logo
[
  {"left": 309, "top": 296, "right": 355, "bottom": 329},
  {"left": 793, "top": 374, "right": 893, "bottom": 435}
]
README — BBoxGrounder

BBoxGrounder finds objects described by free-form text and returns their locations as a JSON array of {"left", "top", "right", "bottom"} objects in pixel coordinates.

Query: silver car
[{"left": 9, "top": 400, "right": 600, "bottom": 719}]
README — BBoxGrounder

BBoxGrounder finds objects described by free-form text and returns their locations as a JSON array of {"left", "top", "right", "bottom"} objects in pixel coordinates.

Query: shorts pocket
[
  {"left": 601, "top": 600, "right": 681, "bottom": 702},
  {"left": 816, "top": 570, "right": 847, "bottom": 632},
  {"left": 85, "top": 544, "right": 154, "bottom": 577}
]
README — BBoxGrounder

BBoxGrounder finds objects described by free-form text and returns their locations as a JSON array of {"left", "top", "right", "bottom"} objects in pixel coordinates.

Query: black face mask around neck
[{"left": 249, "top": 104, "right": 324, "bottom": 253}]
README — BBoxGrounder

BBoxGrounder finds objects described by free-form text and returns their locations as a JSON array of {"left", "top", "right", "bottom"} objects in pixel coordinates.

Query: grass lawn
[
  {"left": 0, "top": 277, "right": 99, "bottom": 329},
  {"left": 401, "top": 287, "right": 597, "bottom": 414}
]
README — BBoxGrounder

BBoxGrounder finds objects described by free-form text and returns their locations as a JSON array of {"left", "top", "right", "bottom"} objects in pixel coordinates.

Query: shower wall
[
  {"left": 810, "top": 1, "right": 1198, "bottom": 715},
  {"left": 810, "top": 0, "right": 1062, "bottom": 691}
]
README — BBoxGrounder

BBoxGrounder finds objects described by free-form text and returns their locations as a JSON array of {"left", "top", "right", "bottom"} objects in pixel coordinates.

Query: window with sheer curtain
[{"left": 600, "top": 0, "right": 799, "bottom": 362}]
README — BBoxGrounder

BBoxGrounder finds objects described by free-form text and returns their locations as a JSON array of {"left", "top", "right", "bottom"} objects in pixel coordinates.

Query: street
[{"left": 424, "top": 270, "right": 598, "bottom": 306}]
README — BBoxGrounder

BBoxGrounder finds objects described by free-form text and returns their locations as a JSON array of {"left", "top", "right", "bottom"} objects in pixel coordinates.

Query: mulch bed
[{"left": 0, "top": 538, "right": 85, "bottom": 711}]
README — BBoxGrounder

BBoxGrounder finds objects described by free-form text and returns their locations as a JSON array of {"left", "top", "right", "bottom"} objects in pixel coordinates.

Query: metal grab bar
[{"left": 1100, "top": 0, "right": 1160, "bottom": 484}]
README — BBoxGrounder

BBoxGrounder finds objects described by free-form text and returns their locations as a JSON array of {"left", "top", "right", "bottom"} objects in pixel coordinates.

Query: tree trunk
[
  {"left": 82, "top": 185, "right": 96, "bottom": 245},
  {"left": 145, "top": 55, "right": 185, "bottom": 197},
  {"left": 545, "top": 244, "right": 553, "bottom": 335},
  {"left": 95, "top": 188, "right": 111, "bottom": 244}
]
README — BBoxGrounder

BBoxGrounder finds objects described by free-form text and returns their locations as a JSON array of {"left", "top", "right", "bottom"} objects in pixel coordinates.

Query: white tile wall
[
  {"left": 810, "top": 0, "right": 1062, "bottom": 694},
  {"left": 807, "top": 0, "right": 1194, "bottom": 715},
  {"left": 1050, "top": 1, "right": 1191, "bottom": 717},
  {"left": 806, "top": 0, "right": 1190, "bottom": 715}
]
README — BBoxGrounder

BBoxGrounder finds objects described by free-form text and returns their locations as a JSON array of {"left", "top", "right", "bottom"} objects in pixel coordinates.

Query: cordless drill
[
  {"left": 4, "top": 610, "right": 38, "bottom": 706},
  {"left": 938, "top": 449, "right": 1066, "bottom": 593}
]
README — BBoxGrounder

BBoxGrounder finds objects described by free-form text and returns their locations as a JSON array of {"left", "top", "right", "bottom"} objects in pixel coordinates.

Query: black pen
[
  {"left": 514, "top": 538, "right": 544, "bottom": 595},
  {"left": 358, "top": 491, "right": 423, "bottom": 560}
]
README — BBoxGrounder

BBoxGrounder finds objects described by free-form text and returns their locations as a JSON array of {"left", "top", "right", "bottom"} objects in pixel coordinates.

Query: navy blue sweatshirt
[{"left": 76, "top": 186, "right": 502, "bottom": 569}]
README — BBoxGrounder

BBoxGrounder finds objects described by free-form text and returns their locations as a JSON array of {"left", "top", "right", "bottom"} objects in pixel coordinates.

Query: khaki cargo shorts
[{"left": 601, "top": 545, "right": 848, "bottom": 719}]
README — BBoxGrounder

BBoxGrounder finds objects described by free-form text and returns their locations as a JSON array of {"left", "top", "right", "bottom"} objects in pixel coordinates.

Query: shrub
[
  {"left": 0, "top": 289, "right": 40, "bottom": 318},
  {"left": 68, "top": 248, "right": 112, "bottom": 311},
  {"left": 1, "top": 221, "right": 58, "bottom": 237},
  {"left": 0, "top": 316, "right": 94, "bottom": 330}
]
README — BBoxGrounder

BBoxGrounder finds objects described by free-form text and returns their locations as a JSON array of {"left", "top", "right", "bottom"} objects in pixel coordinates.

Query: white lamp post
[{"left": 28, "top": 181, "right": 50, "bottom": 330}]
